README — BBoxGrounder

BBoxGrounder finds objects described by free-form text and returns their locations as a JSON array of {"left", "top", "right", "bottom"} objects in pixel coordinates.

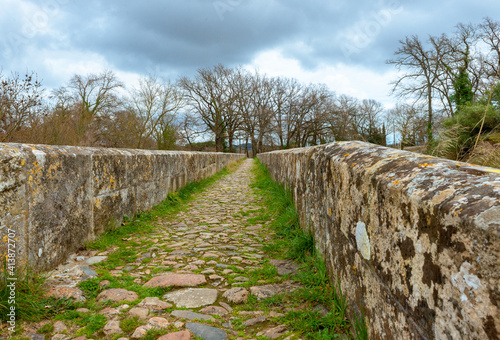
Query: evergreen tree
[{"left": 450, "top": 67, "right": 474, "bottom": 110}]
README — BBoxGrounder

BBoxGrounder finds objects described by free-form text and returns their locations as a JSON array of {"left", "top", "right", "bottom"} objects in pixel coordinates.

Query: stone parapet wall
[
  {"left": 0, "top": 143, "right": 244, "bottom": 271},
  {"left": 258, "top": 141, "right": 499, "bottom": 340}
]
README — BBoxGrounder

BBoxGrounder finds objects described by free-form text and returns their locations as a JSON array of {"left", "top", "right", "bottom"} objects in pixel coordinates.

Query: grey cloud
[{"left": 0, "top": 0, "right": 498, "bottom": 88}]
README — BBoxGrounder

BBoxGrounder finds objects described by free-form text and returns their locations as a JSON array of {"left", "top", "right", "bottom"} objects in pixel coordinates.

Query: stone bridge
[{"left": 0, "top": 142, "right": 498, "bottom": 339}]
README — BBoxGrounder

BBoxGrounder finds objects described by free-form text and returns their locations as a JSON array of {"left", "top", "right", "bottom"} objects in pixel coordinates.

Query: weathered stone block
[
  {"left": 0, "top": 143, "right": 244, "bottom": 272},
  {"left": 258, "top": 141, "right": 499, "bottom": 340}
]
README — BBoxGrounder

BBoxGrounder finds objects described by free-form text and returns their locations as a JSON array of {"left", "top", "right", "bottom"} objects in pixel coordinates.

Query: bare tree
[
  {"left": 388, "top": 104, "right": 413, "bottom": 148},
  {"left": 387, "top": 36, "right": 441, "bottom": 143},
  {"left": 0, "top": 71, "right": 43, "bottom": 142},
  {"left": 268, "top": 77, "right": 302, "bottom": 148},
  {"left": 54, "top": 70, "right": 123, "bottom": 145},
  {"left": 358, "top": 99, "right": 384, "bottom": 142},
  {"left": 177, "top": 111, "right": 206, "bottom": 148},
  {"left": 479, "top": 17, "right": 500, "bottom": 79},
  {"left": 126, "top": 76, "right": 183, "bottom": 149},
  {"left": 328, "top": 94, "right": 359, "bottom": 141},
  {"left": 179, "top": 64, "right": 236, "bottom": 152},
  {"left": 68, "top": 70, "right": 123, "bottom": 116},
  {"left": 100, "top": 110, "right": 146, "bottom": 148}
]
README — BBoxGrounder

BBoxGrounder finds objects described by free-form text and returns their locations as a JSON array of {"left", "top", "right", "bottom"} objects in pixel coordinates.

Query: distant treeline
[{"left": 1, "top": 18, "right": 498, "bottom": 163}]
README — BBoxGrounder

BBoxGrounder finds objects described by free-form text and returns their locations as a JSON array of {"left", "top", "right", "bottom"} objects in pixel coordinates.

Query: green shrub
[{"left": 434, "top": 103, "right": 500, "bottom": 161}]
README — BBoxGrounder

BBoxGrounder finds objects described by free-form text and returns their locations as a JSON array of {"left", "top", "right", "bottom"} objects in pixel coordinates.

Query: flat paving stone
[
  {"left": 80, "top": 265, "right": 97, "bottom": 277},
  {"left": 137, "top": 296, "right": 172, "bottom": 311},
  {"left": 85, "top": 256, "right": 108, "bottom": 265},
  {"left": 171, "top": 310, "right": 214, "bottom": 321},
  {"left": 163, "top": 288, "right": 218, "bottom": 308},
  {"left": 186, "top": 323, "right": 227, "bottom": 340},
  {"left": 143, "top": 273, "right": 206, "bottom": 288},
  {"left": 46, "top": 287, "right": 86, "bottom": 302},
  {"left": 157, "top": 331, "right": 191, "bottom": 340},
  {"left": 199, "top": 305, "right": 229, "bottom": 315},
  {"left": 96, "top": 288, "right": 139, "bottom": 302},
  {"left": 222, "top": 287, "right": 248, "bottom": 304}
]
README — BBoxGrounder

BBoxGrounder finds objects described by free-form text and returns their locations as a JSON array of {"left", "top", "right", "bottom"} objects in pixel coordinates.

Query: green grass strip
[{"left": 250, "top": 158, "right": 367, "bottom": 340}]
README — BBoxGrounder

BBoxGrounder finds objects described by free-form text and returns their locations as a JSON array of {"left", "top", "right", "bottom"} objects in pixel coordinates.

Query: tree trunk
[
  {"left": 215, "top": 135, "right": 224, "bottom": 152},
  {"left": 251, "top": 138, "right": 258, "bottom": 158},
  {"left": 228, "top": 134, "right": 234, "bottom": 153},
  {"left": 245, "top": 136, "right": 249, "bottom": 158},
  {"left": 427, "top": 85, "right": 433, "bottom": 143}
]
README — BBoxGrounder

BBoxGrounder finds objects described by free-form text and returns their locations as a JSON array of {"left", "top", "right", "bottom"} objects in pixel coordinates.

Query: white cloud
[{"left": 246, "top": 49, "right": 399, "bottom": 108}]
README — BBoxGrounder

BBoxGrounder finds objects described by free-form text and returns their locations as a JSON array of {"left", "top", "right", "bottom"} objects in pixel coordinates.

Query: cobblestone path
[{"left": 19, "top": 159, "right": 305, "bottom": 340}]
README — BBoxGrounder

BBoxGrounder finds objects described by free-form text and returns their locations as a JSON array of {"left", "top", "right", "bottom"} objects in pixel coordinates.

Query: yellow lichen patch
[
  {"left": 353, "top": 265, "right": 357, "bottom": 275},
  {"left": 350, "top": 163, "right": 357, "bottom": 168},
  {"left": 393, "top": 180, "right": 400, "bottom": 185},
  {"left": 329, "top": 208, "right": 332, "bottom": 216},
  {"left": 344, "top": 153, "right": 350, "bottom": 157},
  {"left": 47, "top": 163, "right": 60, "bottom": 179},
  {"left": 454, "top": 208, "right": 463, "bottom": 216},
  {"left": 109, "top": 176, "right": 116, "bottom": 190},
  {"left": 2, "top": 235, "right": 8, "bottom": 242},
  {"left": 94, "top": 198, "right": 102, "bottom": 208},
  {"left": 20, "top": 159, "right": 25, "bottom": 166},
  {"left": 418, "top": 163, "right": 436, "bottom": 167}
]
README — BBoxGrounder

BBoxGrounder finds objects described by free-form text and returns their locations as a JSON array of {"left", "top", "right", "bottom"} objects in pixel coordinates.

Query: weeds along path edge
[{"left": 250, "top": 158, "right": 367, "bottom": 340}]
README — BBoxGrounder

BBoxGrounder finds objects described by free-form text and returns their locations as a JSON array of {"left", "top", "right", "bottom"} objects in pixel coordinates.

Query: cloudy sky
[{"left": 1, "top": 0, "right": 498, "bottom": 107}]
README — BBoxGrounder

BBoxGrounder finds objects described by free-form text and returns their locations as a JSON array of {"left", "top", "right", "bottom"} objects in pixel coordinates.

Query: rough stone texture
[
  {"left": 52, "top": 321, "right": 67, "bottom": 333},
  {"left": 199, "top": 306, "right": 229, "bottom": 315},
  {"left": 256, "top": 325, "right": 288, "bottom": 339},
  {"left": 163, "top": 288, "right": 218, "bottom": 308},
  {"left": 249, "top": 283, "right": 299, "bottom": 300},
  {"left": 270, "top": 259, "right": 298, "bottom": 276},
  {"left": 186, "top": 323, "right": 227, "bottom": 340},
  {"left": 222, "top": 287, "right": 248, "bottom": 304},
  {"left": 96, "top": 288, "right": 139, "bottom": 302},
  {"left": 258, "top": 141, "right": 500, "bottom": 340},
  {"left": 128, "top": 306, "right": 149, "bottom": 320},
  {"left": 131, "top": 325, "right": 151, "bottom": 338},
  {"left": 157, "top": 331, "right": 191, "bottom": 340},
  {"left": 143, "top": 273, "right": 206, "bottom": 288},
  {"left": 147, "top": 316, "right": 170, "bottom": 329},
  {"left": 0, "top": 143, "right": 244, "bottom": 271},
  {"left": 243, "top": 315, "right": 267, "bottom": 327},
  {"left": 171, "top": 310, "right": 214, "bottom": 321},
  {"left": 103, "top": 320, "right": 122, "bottom": 335},
  {"left": 46, "top": 286, "right": 85, "bottom": 301},
  {"left": 85, "top": 255, "right": 107, "bottom": 265},
  {"left": 137, "top": 296, "right": 172, "bottom": 311}
]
